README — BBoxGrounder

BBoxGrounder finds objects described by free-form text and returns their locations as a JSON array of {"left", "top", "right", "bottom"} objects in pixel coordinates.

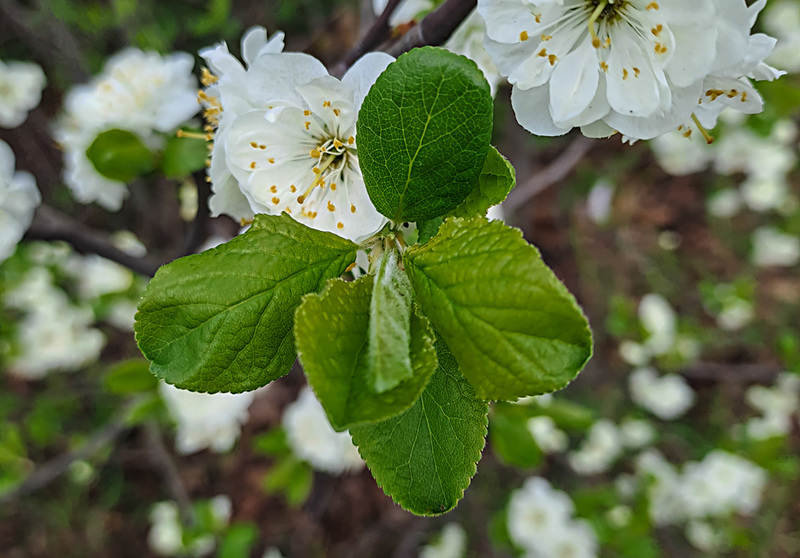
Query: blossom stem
[{"left": 691, "top": 114, "right": 715, "bottom": 145}]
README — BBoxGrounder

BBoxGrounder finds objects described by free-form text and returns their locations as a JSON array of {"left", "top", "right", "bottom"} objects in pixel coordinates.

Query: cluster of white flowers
[
  {"left": 200, "top": 27, "right": 390, "bottom": 242},
  {"left": 703, "top": 283, "right": 755, "bottom": 332},
  {"left": 652, "top": 118, "right": 798, "bottom": 216},
  {"left": 148, "top": 495, "right": 232, "bottom": 557},
  {"left": 2, "top": 266, "right": 105, "bottom": 379},
  {"left": 0, "top": 140, "right": 41, "bottom": 264},
  {"left": 477, "top": 0, "right": 783, "bottom": 142},
  {"left": 54, "top": 49, "right": 199, "bottom": 211},
  {"left": 763, "top": 0, "right": 800, "bottom": 73},
  {"left": 282, "top": 387, "right": 363, "bottom": 474},
  {"left": 527, "top": 415, "right": 568, "bottom": 454},
  {"left": 741, "top": 373, "right": 800, "bottom": 440},
  {"left": 158, "top": 382, "right": 256, "bottom": 455},
  {"left": 507, "top": 477, "right": 598, "bottom": 558},
  {"left": 419, "top": 523, "right": 468, "bottom": 558},
  {"left": 628, "top": 367, "right": 696, "bottom": 421},
  {"left": 568, "top": 419, "right": 622, "bottom": 475},
  {"left": 751, "top": 226, "right": 800, "bottom": 268},
  {"left": 0, "top": 59, "right": 46, "bottom": 128},
  {"left": 635, "top": 448, "right": 767, "bottom": 550}
]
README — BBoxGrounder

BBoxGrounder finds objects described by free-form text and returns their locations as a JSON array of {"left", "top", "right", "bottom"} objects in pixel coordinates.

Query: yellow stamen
[
  {"left": 691, "top": 114, "right": 714, "bottom": 145},
  {"left": 588, "top": 1, "right": 608, "bottom": 49}
]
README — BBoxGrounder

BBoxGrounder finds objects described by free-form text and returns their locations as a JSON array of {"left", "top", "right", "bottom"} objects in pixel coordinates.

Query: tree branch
[
  {"left": 180, "top": 171, "right": 212, "bottom": 257},
  {"left": 24, "top": 205, "right": 162, "bottom": 277},
  {"left": 504, "top": 136, "right": 595, "bottom": 212},
  {"left": 143, "top": 420, "right": 195, "bottom": 526},
  {"left": 332, "top": 0, "right": 404, "bottom": 77},
  {"left": 679, "top": 363, "right": 783, "bottom": 384},
  {"left": 385, "top": 0, "right": 476, "bottom": 57}
]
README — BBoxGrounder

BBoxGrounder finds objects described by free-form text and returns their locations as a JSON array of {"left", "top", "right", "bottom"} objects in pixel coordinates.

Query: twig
[
  {"left": 143, "top": 420, "right": 195, "bottom": 526},
  {"left": 180, "top": 171, "right": 212, "bottom": 256},
  {"left": 679, "top": 363, "right": 783, "bottom": 384},
  {"left": 504, "top": 136, "right": 595, "bottom": 212},
  {"left": 332, "top": 0, "right": 403, "bottom": 77},
  {"left": 385, "top": 0, "right": 476, "bottom": 57},
  {"left": 25, "top": 205, "right": 162, "bottom": 277},
  {"left": 0, "top": 399, "right": 136, "bottom": 505}
]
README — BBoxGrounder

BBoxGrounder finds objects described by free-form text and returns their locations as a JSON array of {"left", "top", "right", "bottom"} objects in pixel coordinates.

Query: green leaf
[
  {"left": 252, "top": 428, "right": 290, "bottom": 457},
  {"left": 217, "top": 523, "right": 259, "bottom": 558},
  {"left": 104, "top": 359, "right": 158, "bottom": 394},
  {"left": 135, "top": 214, "right": 358, "bottom": 393},
  {"left": 358, "top": 47, "right": 493, "bottom": 223},
  {"left": 448, "top": 147, "right": 516, "bottom": 218},
  {"left": 161, "top": 132, "right": 209, "bottom": 179},
  {"left": 85, "top": 129, "right": 155, "bottom": 182},
  {"left": 489, "top": 403, "right": 543, "bottom": 468},
  {"left": 262, "top": 457, "right": 313, "bottom": 507},
  {"left": 403, "top": 216, "right": 593, "bottom": 400},
  {"left": 350, "top": 337, "right": 488, "bottom": 516},
  {"left": 417, "top": 218, "right": 443, "bottom": 245},
  {"left": 368, "top": 246, "right": 415, "bottom": 392},
  {"left": 294, "top": 275, "right": 437, "bottom": 431}
]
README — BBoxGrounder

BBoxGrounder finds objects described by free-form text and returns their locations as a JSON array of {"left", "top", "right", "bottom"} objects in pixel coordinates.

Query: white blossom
[
  {"left": 629, "top": 367, "right": 695, "bottom": 420},
  {"left": 62, "top": 254, "right": 134, "bottom": 299},
  {"left": 3, "top": 267, "right": 105, "bottom": 379},
  {"left": 762, "top": 0, "right": 800, "bottom": 73},
  {"left": 638, "top": 293, "right": 676, "bottom": 356},
  {"left": 605, "top": 505, "right": 632, "bottom": 528},
  {"left": 742, "top": 373, "right": 800, "bottom": 440},
  {"left": 282, "top": 387, "right": 364, "bottom": 474},
  {"left": 202, "top": 29, "right": 391, "bottom": 242},
  {"left": 0, "top": 140, "right": 41, "bottom": 263},
  {"left": 507, "top": 477, "right": 598, "bottom": 558},
  {"left": 420, "top": 523, "right": 468, "bottom": 558},
  {"left": 527, "top": 415, "right": 569, "bottom": 453},
  {"left": 446, "top": 10, "right": 503, "bottom": 96},
  {"left": 716, "top": 297, "right": 754, "bottom": 332},
  {"left": 158, "top": 382, "right": 256, "bottom": 455},
  {"left": 148, "top": 502, "right": 183, "bottom": 557},
  {"left": 650, "top": 128, "right": 714, "bottom": 176},
  {"left": 478, "top": 0, "right": 783, "bottom": 142},
  {"left": 619, "top": 418, "right": 656, "bottom": 449},
  {"left": 685, "top": 520, "right": 724, "bottom": 553},
  {"left": 635, "top": 449, "right": 684, "bottom": 525},
  {"left": 54, "top": 48, "right": 199, "bottom": 210},
  {"left": 0, "top": 59, "right": 46, "bottom": 128},
  {"left": 708, "top": 188, "right": 743, "bottom": 219},
  {"left": 586, "top": 178, "right": 614, "bottom": 224},
  {"left": 568, "top": 419, "right": 622, "bottom": 475},
  {"left": 750, "top": 226, "right": 800, "bottom": 267}
]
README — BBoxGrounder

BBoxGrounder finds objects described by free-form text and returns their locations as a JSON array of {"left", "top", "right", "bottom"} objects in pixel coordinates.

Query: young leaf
[
  {"left": 294, "top": 275, "right": 437, "bottom": 431},
  {"left": 358, "top": 47, "right": 493, "bottom": 223},
  {"left": 350, "top": 337, "right": 488, "bottom": 516},
  {"left": 448, "top": 147, "right": 516, "bottom": 218},
  {"left": 134, "top": 214, "right": 357, "bottom": 393},
  {"left": 161, "top": 131, "right": 209, "bottom": 179},
  {"left": 489, "top": 403, "right": 543, "bottom": 468},
  {"left": 368, "top": 247, "right": 415, "bottom": 392},
  {"left": 403, "top": 216, "right": 593, "bottom": 401},
  {"left": 85, "top": 129, "right": 155, "bottom": 182}
]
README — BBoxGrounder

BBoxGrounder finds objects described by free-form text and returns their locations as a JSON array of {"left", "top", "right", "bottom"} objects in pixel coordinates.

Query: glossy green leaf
[
  {"left": 449, "top": 146, "right": 516, "bottom": 218},
  {"left": 103, "top": 359, "right": 158, "bottom": 394},
  {"left": 404, "top": 216, "right": 593, "bottom": 400},
  {"left": 350, "top": 337, "right": 488, "bottom": 516},
  {"left": 134, "top": 214, "right": 357, "bottom": 393},
  {"left": 294, "top": 275, "right": 437, "bottom": 431},
  {"left": 368, "top": 247, "right": 415, "bottom": 392},
  {"left": 161, "top": 132, "right": 209, "bottom": 179},
  {"left": 489, "top": 403, "right": 543, "bottom": 468},
  {"left": 358, "top": 47, "right": 493, "bottom": 222},
  {"left": 85, "top": 128, "right": 155, "bottom": 182}
]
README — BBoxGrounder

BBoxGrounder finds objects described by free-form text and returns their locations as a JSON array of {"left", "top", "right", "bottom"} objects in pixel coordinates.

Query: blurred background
[{"left": 1, "top": 0, "right": 799, "bottom": 556}]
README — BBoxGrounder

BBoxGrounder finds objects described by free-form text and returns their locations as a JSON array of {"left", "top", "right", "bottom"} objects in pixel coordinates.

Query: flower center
[{"left": 297, "top": 133, "right": 356, "bottom": 205}]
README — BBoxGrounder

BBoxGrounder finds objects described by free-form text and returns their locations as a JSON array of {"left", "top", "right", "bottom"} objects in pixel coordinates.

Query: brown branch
[
  {"left": 0, "top": 398, "right": 136, "bottom": 506},
  {"left": 332, "top": 0, "right": 404, "bottom": 77},
  {"left": 385, "top": 0, "right": 476, "bottom": 57},
  {"left": 143, "top": 420, "right": 195, "bottom": 526},
  {"left": 504, "top": 136, "right": 595, "bottom": 212},
  {"left": 180, "top": 171, "right": 212, "bottom": 257},
  {"left": 678, "top": 363, "right": 783, "bottom": 384},
  {"left": 24, "top": 205, "right": 162, "bottom": 277}
]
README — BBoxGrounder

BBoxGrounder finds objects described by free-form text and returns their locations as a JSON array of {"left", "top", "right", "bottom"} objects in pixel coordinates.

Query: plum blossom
[
  {"left": 477, "top": 0, "right": 783, "bottom": 141},
  {"left": 54, "top": 48, "right": 199, "bottom": 210},
  {"left": 0, "top": 59, "right": 46, "bottom": 128},
  {"left": 629, "top": 367, "right": 696, "bottom": 420},
  {"left": 282, "top": 387, "right": 364, "bottom": 474},
  {"left": 201, "top": 28, "right": 391, "bottom": 242},
  {"left": 0, "top": 140, "right": 41, "bottom": 263}
]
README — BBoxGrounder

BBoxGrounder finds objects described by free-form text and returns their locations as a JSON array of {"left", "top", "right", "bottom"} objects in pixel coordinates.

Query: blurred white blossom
[
  {"left": 629, "top": 367, "right": 696, "bottom": 420},
  {"left": 527, "top": 415, "right": 568, "bottom": 454},
  {"left": 420, "top": 523, "right": 467, "bottom": 558},
  {"left": 0, "top": 140, "right": 41, "bottom": 263},
  {"left": 445, "top": 10, "right": 502, "bottom": 96},
  {"left": 159, "top": 382, "right": 256, "bottom": 455},
  {"left": 763, "top": 0, "right": 800, "bottom": 73},
  {"left": 568, "top": 419, "right": 622, "bottom": 475},
  {"left": 0, "top": 59, "right": 46, "bottom": 128},
  {"left": 54, "top": 48, "right": 199, "bottom": 210},
  {"left": 282, "top": 387, "right": 363, "bottom": 474},
  {"left": 742, "top": 373, "right": 800, "bottom": 440},
  {"left": 507, "top": 477, "right": 598, "bottom": 558},
  {"left": 619, "top": 418, "right": 656, "bottom": 450},
  {"left": 751, "top": 226, "right": 800, "bottom": 267}
]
